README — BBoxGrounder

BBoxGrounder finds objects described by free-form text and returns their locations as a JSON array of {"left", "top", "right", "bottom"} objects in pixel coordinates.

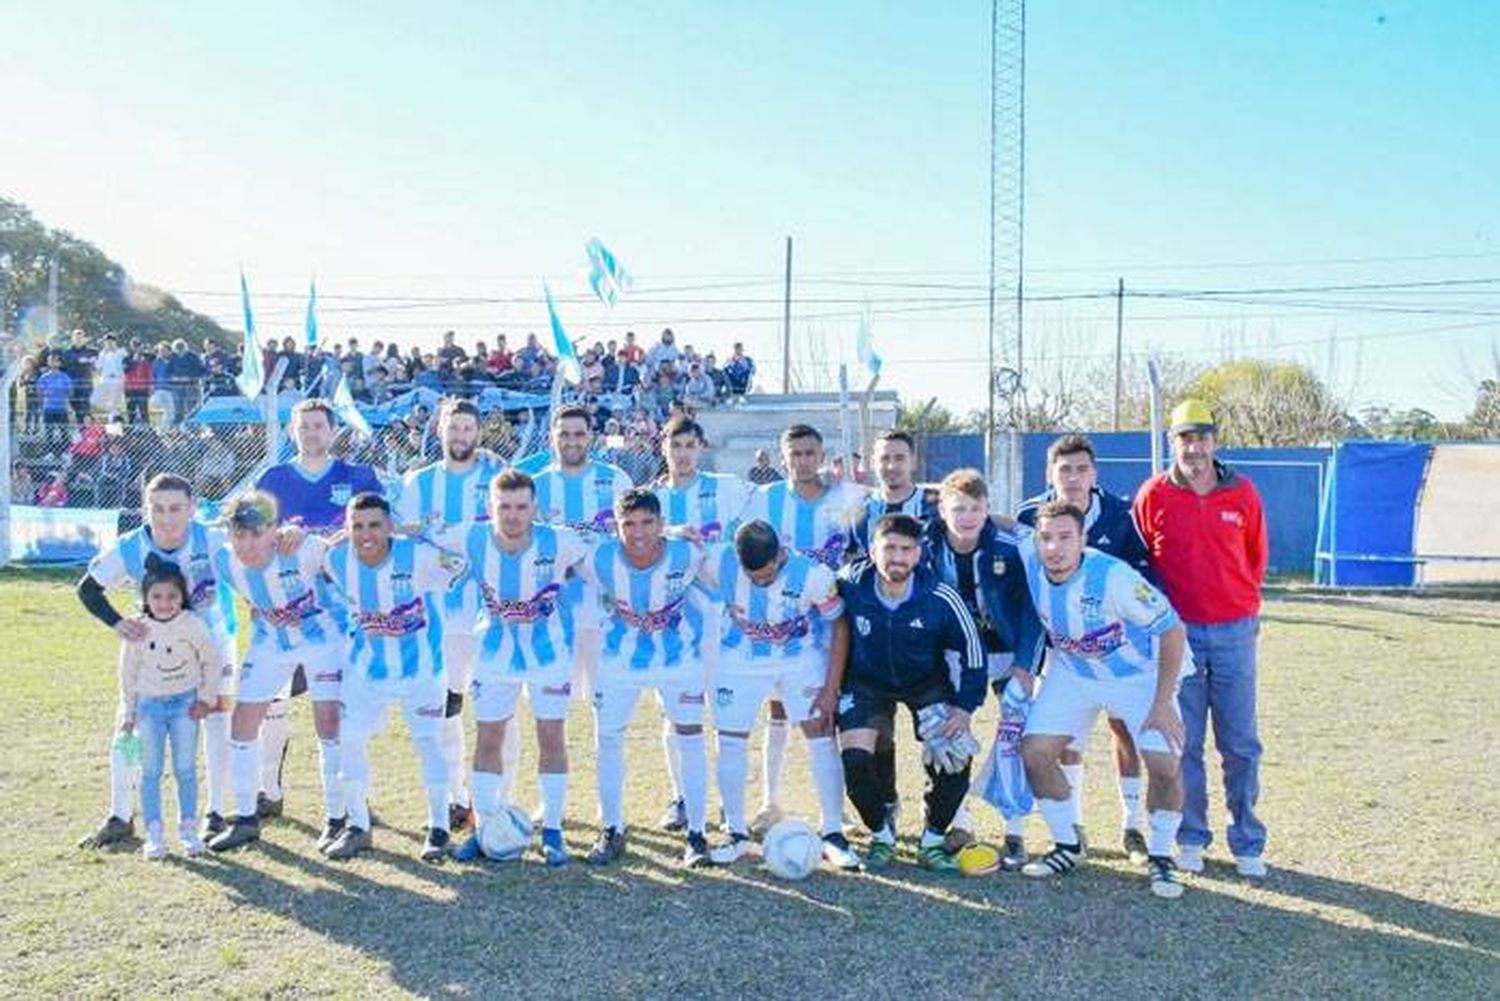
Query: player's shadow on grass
[
  {"left": 1260, "top": 612, "right": 1396, "bottom": 637},
  {"left": 1275, "top": 591, "right": 1500, "bottom": 629},
  {"left": 182, "top": 824, "right": 1500, "bottom": 999}
]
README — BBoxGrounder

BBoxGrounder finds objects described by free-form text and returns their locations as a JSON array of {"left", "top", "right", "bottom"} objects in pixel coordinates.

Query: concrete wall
[{"left": 698, "top": 392, "right": 900, "bottom": 478}]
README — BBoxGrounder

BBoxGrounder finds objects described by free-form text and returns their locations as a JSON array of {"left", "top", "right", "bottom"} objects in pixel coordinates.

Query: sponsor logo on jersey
[
  {"left": 358, "top": 597, "right": 427, "bottom": 637},
  {"left": 1051, "top": 621, "right": 1124, "bottom": 657},
  {"left": 679, "top": 690, "right": 705, "bottom": 706},
  {"left": 854, "top": 615, "right": 871, "bottom": 637},
  {"left": 728, "top": 606, "right": 811, "bottom": 644},
  {"left": 611, "top": 596, "right": 686, "bottom": 632},
  {"left": 481, "top": 582, "right": 561, "bottom": 623},
  {"left": 1133, "top": 580, "right": 1161, "bottom": 607},
  {"left": 255, "top": 588, "right": 322, "bottom": 628},
  {"left": 909, "top": 617, "right": 924, "bottom": 630},
  {"left": 1221, "top": 510, "right": 1244, "bottom": 526}
]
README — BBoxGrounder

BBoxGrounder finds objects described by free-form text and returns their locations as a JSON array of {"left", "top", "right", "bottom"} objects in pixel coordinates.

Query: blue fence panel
[{"left": 1314, "top": 441, "right": 1430, "bottom": 586}]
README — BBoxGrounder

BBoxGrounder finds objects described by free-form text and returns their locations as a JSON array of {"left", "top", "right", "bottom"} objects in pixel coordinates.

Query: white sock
[
  {"left": 662, "top": 718, "right": 684, "bottom": 800},
  {"left": 761, "top": 718, "right": 788, "bottom": 810},
  {"left": 109, "top": 739, "right": 138, "bottom": 822},
  {"left": 1148, "top": 809, "right": 1182, "bottom": 857},
  {"left": 498, "top": 720, "right": 522, "bottom": 805},
  {"left": 1039, "top": 797, "right": 1077, "bottom": 848},
  {"left": 806, "top": 736, "right": 846, "bottom": 838},
  {"left": 1061, "top": 762, "right": 1084, "bottom": 831},
  {"left": 442, "top": 715, "right": 469, "bottom": 808},
  {"left": 342, "top": 736, "right": 371, "bottom": 830},
  {"left": 202, "top": 712, "right": 230, "bottom": 815},
  {"left": 1005, "top": 813, "right": 1027, "bottom": 838},
  {"left": 318, "top": 739, "right": 344, "bottom": 821},
  {"left": 539, "top": 772, "right": 568, "bottom": 832},
  {"left": 677, "top": 731, "right": 708, "bottom": 833},
  {"left": 258, "top": 702, "right": 291, "bottom": 800},
  {"left": 596, "top": 729, "right": 626, "bottom": 830},
  {"left": 920, "top": 828, "right": 945, "bottom": 849},
  {"left": 1118, "top": 775, "right": 1145, "bottom": 831},
  {"left": 472, "top": 770, "right": 502, "bottom": 824},
  {"left": 951, "top": 801, "right": 974, "bottom": 832},
  {"left": 229, "top": 738, "right": 259, "bottom": 819},
  {"left": 715, "top": 734, "right": 749, "bottom": 835},
  {"left": 415, "top": 735, "right": 449, "bottom": 833}
]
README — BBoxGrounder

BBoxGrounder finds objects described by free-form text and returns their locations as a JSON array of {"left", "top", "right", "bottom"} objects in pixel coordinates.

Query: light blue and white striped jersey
[
  {"left": 1015, "top": 529, "right": 1181, "bottom": 681},
  {"left": 533, "top": 459, "right": 632, "bottom": 540},
  {"left": 322, "top": 535, "right": 468, "bottom": 682},
  {"left": 654, "top": 472, "right": 754, "bottom": 543},
  {"left": 395, "top": 454, "right": 505, "bottom": 633},
  {"left": 742, "top": 479, "right": 867, "bottom": 571},
  {"left": 704, "top": 548, "right": 843, "bottom": 672},
  {"left": 212, "top": 537, "right": 336, "bottom": 654},
  {"left": 583, "top": 538, "right": 706, "bottom": 680},
  {"left": 88, "top": 521, "right": 237, "bottom": 641},
  {"left": 464, "top": 522, "right": 590, "bottom": 676}
]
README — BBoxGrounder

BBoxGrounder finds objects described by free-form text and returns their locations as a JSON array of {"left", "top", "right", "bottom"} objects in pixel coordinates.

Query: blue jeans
[
  {"left": 1178, "top": 617, "right": 1267, "bottom": 858},
  {"left": 137, "top": 690, "right": 200, "bottom": 829}
]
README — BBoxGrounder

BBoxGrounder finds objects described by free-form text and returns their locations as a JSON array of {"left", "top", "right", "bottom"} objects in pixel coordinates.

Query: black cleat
[
  {"left": 324, "top": 825, "right": 372, "bottom": 860},
  {"left": 585, "top": 826, "right": 627, "bottom": 866},
  {"left": 1000, "top": 834, "right": 1028, "bottom": 871},
  {"left": 682, "top": 830, "right": 712, "bottom": 869},
  {"left": 78, "top": 815, "right": 134, "bottom": 849},
  {"left": 1122, "top": 828, "right": 1149, "bottom": 865},
  {"left": 256, "top": 793, "right": 284, "bottom": 820},
  {"left": 420, "top": 827, "right": 452, "bottom": 863},
  {"left": 200, "top": 811, "right": 227, "bottom": 840},
  {"left": 316, "top": 816, "right": 347, "bottom": 853},
  {"left": 208, "top": 816, "right": 261, "bottom": 853},
  {"left": 656, "top": 798, "right": 687, "bottom": 833}
]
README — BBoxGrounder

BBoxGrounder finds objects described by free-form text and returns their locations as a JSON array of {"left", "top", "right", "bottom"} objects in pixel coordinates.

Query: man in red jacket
[{"left": 1133, "top": 399, "right": 1268, "bottom": 878}]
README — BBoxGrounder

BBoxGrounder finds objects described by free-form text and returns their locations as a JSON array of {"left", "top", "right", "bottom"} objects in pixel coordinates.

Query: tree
[
  {"left": 896, "top": 399, "right": 978, "bottom": 435},
  {"left": 1186, "top": 359, "right": 1348, "bottom": 447},
  {"left": 1069, "top": 353, "right": 1207, "bottom": 431}
]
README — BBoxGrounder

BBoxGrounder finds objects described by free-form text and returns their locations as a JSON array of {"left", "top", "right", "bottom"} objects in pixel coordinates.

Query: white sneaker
[
  {"left": 1178, "top": 845, "right": 1205, "bottom": 873},
  {"left": 179, "top": 821, "right": 205, "bottom": 857},
  {"left": 142, "top": 823, "right": 167, "bottom": 861},
  {"left": 748, "top": 804, "right": 784, "bottom": 839},
  {"left": 708, "top": 834, "right": 754, "bottom": 866},
  {"left": 1235, "top": 855, "right": 1267, "bottom": 878}
]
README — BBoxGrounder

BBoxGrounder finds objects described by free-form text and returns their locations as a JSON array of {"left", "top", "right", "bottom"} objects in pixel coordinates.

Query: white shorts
[
  {"left": 237, "top": 640, "right": 343, "bottom": 703},
  {"left": 211, "top": 632, "right": 236, "bottom": 695},
  {"left": 596, "top": 654, "right": 705, "bottom": 694},
  {"left": 443, "top": 631, "right": 478, "bottom": 695},
  {"left": 472, "top": 675, "right": 575, "bottom": 723},
  {"left": 341, "top": 673, "right": 447, "bottom": 744},
  {"left": 592, "top": 682, "right": 704, "bottom": 732},
  {"left": 1025, "top": 668, "right": 1180, "bottom": 756},
  {"left": 712, "top": 660, "right": 825, "bottom": 733}
]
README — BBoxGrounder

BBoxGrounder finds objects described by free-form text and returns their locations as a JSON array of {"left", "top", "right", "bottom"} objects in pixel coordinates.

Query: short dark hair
[
  {"left": 734, "top": 520, "right": 781, "bottom": 571},
  {"left": 662, "top": 414, "right": 706, "bottom": 444},
  {"left": 614, "top": 488, "right": 661, "bottom": 520},
  {"left": 873, "top": 513, "right": 923, "bottom": 542},
  {"left": 292, "top": 398, "right": 336, "bottom": 426},
  {"left": 875, "top": 429, "right": 916, "bottom": 453},
  {"left": 140, "top": 553, "right": 192, "bottom": 612},
  {"left": 781, "top": 424, "right": 822, "bottom": 447},
  {"left": 1035, "top": 499, "right": 1086, "bottom": 532},
  {"left": 144, "top": 472, "right": 195, "bottom": 500},
  {"left": 438, "top": 397, "right": 482, "bottom": 424},
  {"left": 348, "top": 492, "right": 391, "bottom": 516},
  {"left": 552, "top": 404, "right": 591, "bottom": 427},
  {"left": 491, "top": 469, "right": 536, "bottom": 497},
  {"left": 1046, "top": 434, "right": 1096, "bottom": 466}
]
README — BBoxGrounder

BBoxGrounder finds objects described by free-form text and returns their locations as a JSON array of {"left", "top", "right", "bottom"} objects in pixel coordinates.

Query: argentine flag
[
  {"left": 586, "top": 237, "right": 630, "bottom": 308},
  {"left": 305, "top": 278, "right": 319, "bottom": 349},
  {"left": 234, "top": 271, "right": 265, "bottom": 399},
  {"left": 856, "top": 312, "right": 882, "bottom": 380},
  {"left": 332, "top": 371, "right": 372, "bottom": 438},
  {"left": 544, "top": 282, "right": 583, "bottom": 385}
]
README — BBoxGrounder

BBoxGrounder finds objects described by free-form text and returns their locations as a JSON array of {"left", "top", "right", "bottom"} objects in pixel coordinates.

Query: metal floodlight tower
[{"left": 986, "top": 0, "right": 1025, "bottom": 507}]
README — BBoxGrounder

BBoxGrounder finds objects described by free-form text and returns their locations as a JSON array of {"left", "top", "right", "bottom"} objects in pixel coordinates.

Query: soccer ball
[
  {"left": 477, "top": 804, "right": 532, "bottom": 860},
  {"left": 762, "top": 819, "right": 822, "bottom": 880},
  {"left": 956, "top": 842, "right": 1002, "bottom": 877}
]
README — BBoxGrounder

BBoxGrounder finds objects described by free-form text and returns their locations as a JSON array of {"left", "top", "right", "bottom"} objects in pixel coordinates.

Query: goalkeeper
[{"left": 823, "top": 513, "right": 986, "bottom": 871}]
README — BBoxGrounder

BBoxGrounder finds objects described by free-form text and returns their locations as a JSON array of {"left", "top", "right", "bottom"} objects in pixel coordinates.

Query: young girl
[{"left": 117, "top": 556, "right": 221, "bottom": 859}]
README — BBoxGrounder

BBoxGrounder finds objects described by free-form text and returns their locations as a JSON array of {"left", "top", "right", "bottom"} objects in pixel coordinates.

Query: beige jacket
[{"left": 117, "top": 612, "right": 221, "bottom": 720}]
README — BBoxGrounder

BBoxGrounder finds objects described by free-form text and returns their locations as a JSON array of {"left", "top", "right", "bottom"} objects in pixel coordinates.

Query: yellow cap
[{"left": 1169, "top": 398, "right": 1216, "bottom": 434}]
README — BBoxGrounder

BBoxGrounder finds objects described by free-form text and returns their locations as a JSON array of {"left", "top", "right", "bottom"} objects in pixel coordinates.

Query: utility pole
[
  {"left": 1113, "top": 277, "right": 1124, "bottom": 431},
  {"left": 781, "top": 236, "right": 793, "bottom": 393}
]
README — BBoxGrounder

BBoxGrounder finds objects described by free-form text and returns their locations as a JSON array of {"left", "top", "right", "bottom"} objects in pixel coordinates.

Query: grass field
[{"left": 1, "top": 569, "right": 1497, "bottom": 1000}]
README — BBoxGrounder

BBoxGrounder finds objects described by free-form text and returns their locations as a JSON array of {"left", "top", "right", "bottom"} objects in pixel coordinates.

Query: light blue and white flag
[
  {"left": 543, "top": 282, "right": 583, "bottom": 384},
  {"left": 585, "top": 237, "right": 630, "bottom": 308},
  {"left": 304, "top": 278, "right": 319, "bottom": 350},
  {"left": 235, "top": 271, "right": 266, "bottom": 399},
  {"left": 332, "top": 371, "right": 372, "bottom": 438},
  {"left": 856, "top": 311, "right": 882, "bottom": 380}
]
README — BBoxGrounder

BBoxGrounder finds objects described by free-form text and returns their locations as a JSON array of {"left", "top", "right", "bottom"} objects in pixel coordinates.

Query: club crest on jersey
[
  {"left": 992, "top": 558, "right": 1007, "bottom": 576},
  {"left": 330, "top": 483, "right": 352, "bottom": 505},
  {"left": 1134, "top": 581, "right": 1162, "bottom": 607},
  {"left": 715, "top": 687, "right": 734, "bottom": 708},
  {"left": 855, "top": 615, "right": 871, "bottom": 637},
  {"left": 1221, "top": 510, "right": 1244, "bottom": 526}
]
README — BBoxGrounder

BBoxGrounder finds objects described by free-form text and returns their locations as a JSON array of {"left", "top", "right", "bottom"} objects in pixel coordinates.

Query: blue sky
[{"left": 3, "top": 1, "right": 1497, "bottom": 419}]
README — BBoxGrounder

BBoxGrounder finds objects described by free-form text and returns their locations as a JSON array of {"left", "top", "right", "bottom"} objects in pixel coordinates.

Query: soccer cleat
[
  {"left": 316, "top": 816, "right": 347, "bottom": 854},
  {"left": 749, "top": 804, "right": 785, "bottom": 839},
  {"left": 1073, "top": 824, "right": 1090, "bottom": 856},
  {"left": 78, "top": 815, "right": 134, "bottom": 850},
  {"left": 708, "top": 832, "right": 754, "bottom": 866},
  {"left": 1122, "top": 828, "right": 1150, "bottom": 865},
  {"left": 822, "top": 833, "right": 865, "bottom": 872},
  {"left": 585, "top": 827, "right": 627, "bottom": 866},
  {"left": 179, "top": 822, "right": 205, "bottom": 858},
  {"left": 943, "top": 825, "right": 976, "bottom": 854},
  {"left": 448, "top": 802, "right": 474, "bottom": 834},
  {"left": 1235, "top": 855, "right": 1268, "bottom": 879},
  {"left": 682, "top": 831, "right": 712, "bottom": 869},
  {"left": 1021, "top": 843, "right": 1083, "bottom": 879},
  {"left": 1000, "top": 834, "right": 1028, "bottom": 871},
  {"left": 656, "top": 798, "right": 688, "bottom": 833},
  {"left": 540, "top": 827, "right": 569, "bottom": 868},
  {"left": 141, "top": 823, "right": 167, "bottom": 861},
  {"left": 420, "top": 827, "right": 452, "bottom": 863},
  {"left": 863, "top": 827, "right": 897, "bottom": 870},
  {"left": 1177, "top": 844, "right": 1205, "bottom": 873},
  {"left": 200, "top": 811, "right": 227, "bottom": 841},
  {"left": 324, "top": 825, "right": 373, "bottom": 861},
  {"left": 918, "top": 843, "right": 961, "bottom": 873},
  {"left": 208, "top": 816, "right": 262, "bottom": 853},
  {"left": 256, "top": 793, "right": 284, "bottom": 820},
  {"left": 1148, "top": 855, "right": 1185, "bottom": 899}
]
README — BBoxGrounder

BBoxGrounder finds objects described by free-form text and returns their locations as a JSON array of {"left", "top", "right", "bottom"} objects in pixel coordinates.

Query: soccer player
[
  {"left": 395, "top": 397, "right": 511, "bottom": 830},
  {"left": 449, "top": 470, "right": 589, "bottom": 867},
  {"left": 253, "top": 398, "right": 383, "bottom": 817},
  {"left": 651, "top": 413, "right": 753, "bottom": 832},
  {"left": 702, "top": 520, "right": 862, "bottom": 870},
  {"left": 580, "top": 489, "right": 713, "bottom": 869},
  {"left": 532, "top": 405, "right": 633, "bottom": 539},
  {"left": 1134, "top": 400, "right": 1268, "bottom": 878},
  {"left": 77, "top": 473, "right": 240, "bottom": 847},
  {"left": 1017, "top": 434, "right": 1155, "bottom": 861},
  {"left": 1013, "top": 500, "right": 1190, "bottom": 899},
  {"left": 925, "top": 469, "right": 1045, "bottom": 866},
  {"left": 850, "top": 430, "right": 938, "bottom": 558},
  {"left": 740, "top": 424, "right": 867, "bottom": 834},
  {"left": 827, "top": 513, "right": 986, "bottom": 870},
  {"left": 320, "top": 493, "right": 468, "bottom": 862},
  {"left": 206, "top": 492, "right": 346, "bottom": 853}
]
